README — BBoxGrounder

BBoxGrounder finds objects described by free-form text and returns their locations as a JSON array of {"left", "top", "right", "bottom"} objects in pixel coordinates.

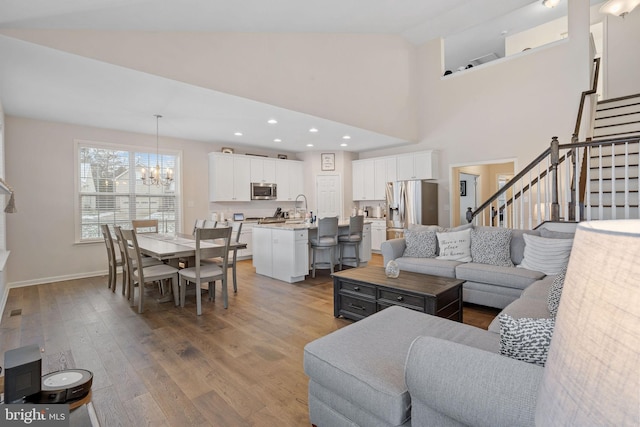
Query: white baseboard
[{"left": 8, "top": 270, "right": 108, "bottom": 289}]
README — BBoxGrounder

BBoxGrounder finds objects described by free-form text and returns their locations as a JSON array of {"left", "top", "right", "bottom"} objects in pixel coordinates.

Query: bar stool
[
  {"left": 338, "top": 215, "right": 364, "bottom": 269},
  {"left": 310, "top": 216, "right": 339, "bottom": 278}
]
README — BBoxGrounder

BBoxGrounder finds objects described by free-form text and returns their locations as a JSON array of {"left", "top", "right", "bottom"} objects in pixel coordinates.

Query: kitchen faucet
[{"left": 294, "top": 194, "right": 308, "bottom": 219}]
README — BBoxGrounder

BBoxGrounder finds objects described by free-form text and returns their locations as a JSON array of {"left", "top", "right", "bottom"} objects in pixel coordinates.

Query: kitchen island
[{"left": 252, "top": 221, "right": 372, "bottom": 283}]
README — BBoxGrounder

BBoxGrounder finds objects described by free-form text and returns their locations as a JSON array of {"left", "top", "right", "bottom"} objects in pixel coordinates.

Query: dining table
[{"left": 135, "top": 232, "right": 247, "bottom": 308}]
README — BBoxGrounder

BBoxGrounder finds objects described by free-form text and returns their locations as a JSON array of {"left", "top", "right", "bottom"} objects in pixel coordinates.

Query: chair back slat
[{"left": 132, "top": 219, "right": 159, "bottom": 234}]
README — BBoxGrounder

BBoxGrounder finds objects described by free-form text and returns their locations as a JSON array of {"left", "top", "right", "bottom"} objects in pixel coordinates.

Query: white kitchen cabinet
[
  {"left": 250, "top": 158, "right": 276, "bottom": 183},
  {"left": 370, "top": 220, "right": 387, "bottom": 252},
  {"left": 374, "top": 157, "right": 396, "bottom": 200},
  {"left": 253, "top": 226, "right": 308, "bottom": 283},
  {"left": 352, "top": 159, "right": 375, "bottom": 200},
  {"left": 276, "top": 159, "right": 304, "bottom": 201},
  {"left": 396, "top": 151, "right": 438, "bottom": 181},
  {"left": 209, "top": 153, "right": 251, "bottom": 202}
]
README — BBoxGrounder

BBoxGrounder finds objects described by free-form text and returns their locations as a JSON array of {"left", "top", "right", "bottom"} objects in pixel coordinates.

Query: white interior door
[{"left": 316, "top": 175, "right": 342, "bottom": 219}]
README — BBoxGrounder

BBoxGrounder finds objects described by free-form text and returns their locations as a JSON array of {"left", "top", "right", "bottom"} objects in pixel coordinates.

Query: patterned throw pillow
[
  {"left": 403, "top": 229, "right": 437, "bottom": 258},
  {"left": 499, "top": 314, "right": 555, "bottom": 366},
  {"left": 471, "top": 228, "right": 514, "bottom": 267},
  {"left": 547, "top": 267, "right": 567, "bottom": 317},
  {"left": 436, "top": 228, "right": 472, "bottom": 262}
]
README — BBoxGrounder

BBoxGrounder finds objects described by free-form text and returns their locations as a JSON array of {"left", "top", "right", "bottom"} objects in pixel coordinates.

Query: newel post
[{"left": 550, "top": 137, "right": 560, "bottom": 221}]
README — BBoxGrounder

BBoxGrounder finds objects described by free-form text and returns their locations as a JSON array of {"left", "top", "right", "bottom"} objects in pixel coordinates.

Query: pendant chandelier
[{"left": 141, "top": 114, "right": 173, "bottom": 187}]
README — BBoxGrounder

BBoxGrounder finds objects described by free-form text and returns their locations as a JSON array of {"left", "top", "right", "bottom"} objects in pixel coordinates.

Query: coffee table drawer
[
  {"left": 339, "top": 280, "right": 376, "bottom": 298},
  {"left": 378, "top": 288, "right": 425, "bottom": 310},
  {"left": 338, "top": 294, "right": 376, "bottom": 320}
]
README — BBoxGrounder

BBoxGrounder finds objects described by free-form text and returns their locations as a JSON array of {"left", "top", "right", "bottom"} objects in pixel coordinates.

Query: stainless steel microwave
[{"left": 251, "top": 182, "right": 277, "bottom": 200}]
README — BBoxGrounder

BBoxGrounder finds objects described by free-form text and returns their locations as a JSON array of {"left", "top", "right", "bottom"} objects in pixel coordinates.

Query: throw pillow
[
  {"left": 471, "top": 228, "right": 514, "bottom": 267},
  {"left": 539, "top": 229, "right": 575, "bottom": 239},
  {"left": 518, "top": 234, "right": 573, "bottom": 275},
  {"left": 436, "top": 228, "right": 472, "bottom": 262},
  {"left": 499, "top": 313, "right": 555, "bottom": 366},
  {"left": 403, "top": 229, "right": 437, "bottom": 258},
  {"left": 547, "top": 266, "right": 567, "bottom": 317}
]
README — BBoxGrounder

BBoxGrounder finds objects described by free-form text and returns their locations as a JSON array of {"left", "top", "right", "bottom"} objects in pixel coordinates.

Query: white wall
[
  {"left": 0, "top": 101, "right": 7, "bottom": 312},
  {"left": 0, "top": 29, "right": 419, "bottom": 143},
  {"left": 602, "top": 10, "right": 640, "bottom": 98},
  {"left": 360, "top": 0, "right": 593, "bottom": 227}
]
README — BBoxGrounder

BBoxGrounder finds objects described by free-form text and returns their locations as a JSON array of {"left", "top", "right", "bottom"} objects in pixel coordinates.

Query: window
[{"left": 76, "top": 141, "right": 181, "bottom": 242}]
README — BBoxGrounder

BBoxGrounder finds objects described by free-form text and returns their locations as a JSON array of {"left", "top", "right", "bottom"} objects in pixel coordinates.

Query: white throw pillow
[
  {"left": 518, "top": 234, "right": 573, "bottom": 275},
  {"left": 436, "top": 228, "right": 472, "bottom": 262}
]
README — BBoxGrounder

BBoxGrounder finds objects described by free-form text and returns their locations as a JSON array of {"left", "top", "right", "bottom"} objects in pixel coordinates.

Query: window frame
[{"left": 74, "top": 139, "right": 183, "bottom": 243}]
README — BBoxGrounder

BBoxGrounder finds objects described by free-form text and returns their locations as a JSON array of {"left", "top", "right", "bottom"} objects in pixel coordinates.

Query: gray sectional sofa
[
  {"left": 381, "top": 222, "right": 577, "bottom": 309},
  {"left": 304, "top": 222, "right": 576, "bottom": 426}
]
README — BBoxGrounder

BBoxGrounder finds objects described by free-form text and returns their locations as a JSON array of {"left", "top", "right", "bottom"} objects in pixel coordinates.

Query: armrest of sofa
[
  {"left": 405, "top": 336, "right": 543, "bottom": 427},
  {"left": 381, "top": 238, "right": 406, "bottom": 265}
]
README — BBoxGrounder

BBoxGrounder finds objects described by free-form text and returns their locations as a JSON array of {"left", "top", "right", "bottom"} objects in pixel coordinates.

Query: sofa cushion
[
  {"left": 499, "top": 314, "right": 555, "bottom": 366},
  {"left": 402, "top": 229, "right": 437, "bottom": 258},
  {"left": 395, "top": 257, "right": 461, "bottom": 278},
  {"left": 456, "top": 262, "right": 545, "bottom": 290},
  {"left": 471, "top": 227, "right": 514, "bottom": 267},
  {"left": 539, "top": 228, "right": 575, "bottom": 239},
  {"left": 518, "top": 234, "right": 573, "bottom": 275},
  {"left": 520, "top": 275, "right": 555, "bottom": 301},
  {"left": 510, "top": 229, "right": 540, "bottom": 265},
  {"left": 303, "top": 306, "right": 498, "bottom": 426},
  {"left": 548, "top": 267, "right": 567, "bottom": 317},
  {"left": 488, "top": 291, "right": 553, "bottom": 333},
  {"left": 436, "top": 228, "right": 472, "bottom": 262}
]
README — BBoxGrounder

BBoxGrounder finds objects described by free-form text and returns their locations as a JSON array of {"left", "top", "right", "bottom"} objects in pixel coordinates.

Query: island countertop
[{"left": 252, "top": 220, "right": 372, "bottom": 231}]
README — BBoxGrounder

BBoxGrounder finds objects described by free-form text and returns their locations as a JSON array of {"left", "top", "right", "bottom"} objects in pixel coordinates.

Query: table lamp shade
[{"left": 536, "top": 220, "right": 640, "bottom": 426}]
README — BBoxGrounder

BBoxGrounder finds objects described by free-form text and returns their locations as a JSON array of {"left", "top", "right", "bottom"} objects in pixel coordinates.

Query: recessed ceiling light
[
  {"left": 340, "top": 143, "right": 348, "bottom": 147},
  {"left": 309, "top": 127, "right": 319, "bottom": 133},
  {"left": 267, "top": 119, "right": 278, "bottom": 124},
  {"left": 342, "top": 135, "right": 351, "bottom": 140},
  {"left": 274, "top": 138, "right": 282, "bottom": 142},
  {"left": 234, "top": 132, "right": 243, "bottom": 136},
  {"left": 306, "top": 143, "right": 314, "bottom": 147}
]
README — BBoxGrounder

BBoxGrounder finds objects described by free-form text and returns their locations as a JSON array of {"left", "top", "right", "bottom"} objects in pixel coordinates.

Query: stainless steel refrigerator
[{"left": 386, "top": 181, "right": 438, "bottom": 238}]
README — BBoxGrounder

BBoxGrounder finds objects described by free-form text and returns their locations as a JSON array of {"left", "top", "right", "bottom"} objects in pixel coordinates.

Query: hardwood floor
[{"left": 0, "top": 254, "right": 499, "bottom": 426}]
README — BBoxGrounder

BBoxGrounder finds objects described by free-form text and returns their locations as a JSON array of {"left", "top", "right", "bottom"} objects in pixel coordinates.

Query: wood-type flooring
[{"left": 0, "top": 254, "right": 499, "bottom": 426}]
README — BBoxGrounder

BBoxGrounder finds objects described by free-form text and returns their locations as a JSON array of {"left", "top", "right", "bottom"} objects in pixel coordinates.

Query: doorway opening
[{"left": 450, "top": 159, "right": 516, "bottom": 227}]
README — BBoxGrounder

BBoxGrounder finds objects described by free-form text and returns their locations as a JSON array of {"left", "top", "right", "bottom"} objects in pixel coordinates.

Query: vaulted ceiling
[{"left": 0, "top": 0, "right": 575, "bottom": 152}]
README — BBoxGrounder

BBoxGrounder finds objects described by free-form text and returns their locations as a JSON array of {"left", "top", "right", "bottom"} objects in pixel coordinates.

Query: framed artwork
[
  {"left": 321, "top": 153, "right": 335, "bottom": 171},
  {"left": 460, "top": 180, "right": 467, "bottom": 197},
  {"left": 221, "top": 147, "right": 234, "bottom": 154},
  {"left": 277, "top": 154, "right": 288, "bottom": 159}
]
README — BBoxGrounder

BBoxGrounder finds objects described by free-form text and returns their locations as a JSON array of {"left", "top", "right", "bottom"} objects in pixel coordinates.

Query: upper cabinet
[
  {"left": 276, "top": 159, "right": 304, "bottom": 201},
  {"left": 352, "top": 151, "right": 437, "bottom": 201},
  {"left": 210, "top": 153, "right": 303, "bottom": 202},
  {"left": 396, "top": 151, "right": 438, "bottom": 181},
  {"left": 352, "top": 159, "right": 376, "bottom": 201},
  {"left": 209, "top": 153, "right": 251, "bottom": 202},
  {"left": 250, "top": 158, "right": 276, "bottom": 183}
]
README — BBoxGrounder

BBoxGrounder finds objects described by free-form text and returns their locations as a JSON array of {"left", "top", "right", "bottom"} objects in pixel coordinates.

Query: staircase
[{"left": 584, "top": 94, "right": 640, "bottom": 220}]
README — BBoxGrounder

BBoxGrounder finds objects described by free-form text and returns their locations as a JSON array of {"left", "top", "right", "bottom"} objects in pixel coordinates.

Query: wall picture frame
[
  {"left": 460, "top": 180, "right": 467, "bottom": 197},
  {"left": 321, "top": 153, "right": 335, "bottom": 171}
]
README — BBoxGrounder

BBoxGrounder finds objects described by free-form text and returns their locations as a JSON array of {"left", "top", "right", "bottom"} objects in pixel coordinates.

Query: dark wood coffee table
[{"left": 332, "top": 266, "right": 464, "bottom": 322}]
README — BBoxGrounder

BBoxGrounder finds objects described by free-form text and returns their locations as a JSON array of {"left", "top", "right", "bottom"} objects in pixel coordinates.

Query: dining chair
[
  {"left": 192, "top": 219, "right": 206, "bottom": 235},
  {"left": 114, "top": 226, "right": 164, "bottom": 299},
  {"left": 132, "top": 219, "right": 159, "bottom": 234},
  {"left": 310, "top": 216, "right": 339, "bottom": 278},
  {"left": 178, "top": 226, "right": 232, "bottom": 315},
  {"left": 118, "top": 227, "right": 179, "bottom": 313},
  {"left": 338, "top": 215, "right": 364, "bottom": 269},
  {"left": 100, "top": 224, "right": 124, "bottom": 292},
  {"left": 202, "top": 221, "right": 243, "bottom": 292},
  {"left": 203, "top": 219, "right": 217, "bottom": 229}
]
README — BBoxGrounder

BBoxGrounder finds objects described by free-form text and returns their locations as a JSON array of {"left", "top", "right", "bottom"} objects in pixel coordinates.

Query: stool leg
[
  {"left": 355, "top": 242, "right": 360, "bottom": 267},
  {"left": 330, "top": 247, "right": 334, "bottom": 275},
  {"left": 339, "top": 244, "right": 343, "bottom": 270},
  {"left": 312, "top": 247, "right": 317, "bottom": 278}
]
